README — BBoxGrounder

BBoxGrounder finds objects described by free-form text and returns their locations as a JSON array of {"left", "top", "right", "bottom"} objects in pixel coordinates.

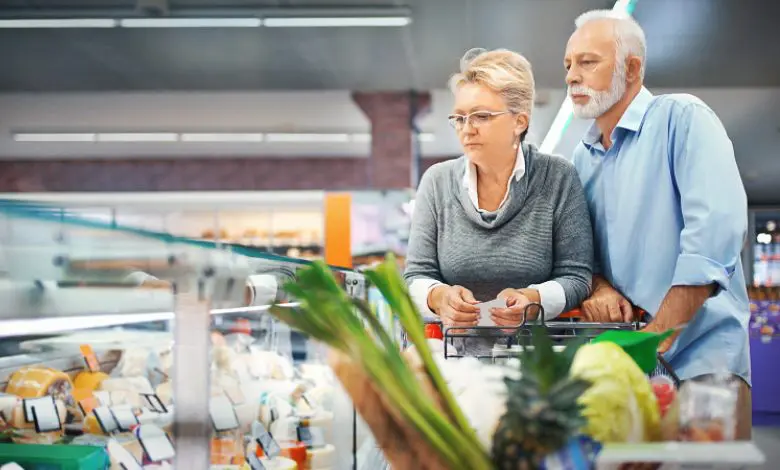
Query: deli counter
[{"left": 0, "top": 199, "right": 370, "bottom": 469}]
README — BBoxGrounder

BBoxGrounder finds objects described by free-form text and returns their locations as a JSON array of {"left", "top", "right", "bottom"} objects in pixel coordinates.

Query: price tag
[
  {"left": 107, "top": 438, "right": 143, "bottom": 470},
  {"left": 80, "top": 344, "right": 101, "bottom": 372},
  {"left": 223, "top": 385, "right": 245, "bottom": 406},
  {"left": 93, "top": 406, "right": 119, "bottom": 434},
  {"left": 252, "top": 421, "right": 281, "bottom": 459},
  {"left": 140, "top": 393, "right": 167, "bottom": 414},
  {"left": 247, "top": 451, "right": 266, "bottom": 470},
  {"left": 136, "top": 424, "right": 176, "bottom": 462},
  {"left": 112, "top": 405, "right": 140, "bottom": 432},
  {"left": 23, "top": 396, "right": 61, "bottom": 433},
  {"left": 209, "top": 395, "right": 239, "bottom": 432}
]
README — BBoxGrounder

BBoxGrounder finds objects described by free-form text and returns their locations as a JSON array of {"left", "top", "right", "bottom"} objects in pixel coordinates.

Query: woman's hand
[
  {"left": 490, "top": 288, "right": 539, "bottom": 327},
  {"left": 429, "top": 285, "right": 480, "bottom": 328}
]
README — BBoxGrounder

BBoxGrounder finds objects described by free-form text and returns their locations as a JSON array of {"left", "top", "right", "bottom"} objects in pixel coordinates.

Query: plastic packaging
[{"left": 678, "top": 375, "right": 738, "bottom": 442}]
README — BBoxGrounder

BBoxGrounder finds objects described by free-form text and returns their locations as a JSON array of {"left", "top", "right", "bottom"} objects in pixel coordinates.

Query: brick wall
[{"left": 0, "top": 156, "right": 452, "bottom": 192}]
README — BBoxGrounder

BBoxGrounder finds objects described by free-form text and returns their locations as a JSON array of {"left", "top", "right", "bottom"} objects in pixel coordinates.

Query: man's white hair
[{"left": 575, "top": 9, "right": 647, "bottom": 79}]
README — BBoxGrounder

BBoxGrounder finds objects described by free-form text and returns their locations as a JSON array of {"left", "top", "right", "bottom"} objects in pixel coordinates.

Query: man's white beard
[{"left": 569, "top": 61, "right": 627, "bottom": 120}]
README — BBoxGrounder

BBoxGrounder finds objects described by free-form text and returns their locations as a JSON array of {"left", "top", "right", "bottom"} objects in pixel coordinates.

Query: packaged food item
[{"left": 678, "top": 375, "right": 738, "bottom": 442}]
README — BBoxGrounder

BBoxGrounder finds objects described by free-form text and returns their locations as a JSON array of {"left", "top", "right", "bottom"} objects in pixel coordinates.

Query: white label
[
  {"left": 93, "top": 406, "right": 119, "bottom": 434},
  {"left": 141, "top": 393, "right": 167, "bottom": 413},
  {"left": 106, "top": 438, "right": 142, "bottom": 470},
  {"left": 23, "top": 396, "right": 61, "bottom": 433},
  {"left": 111, "top": 406, "right": 139, "bottom": 432},
  {"left": 209, "top": 395, "right": 239, "bottom": 432},
  {"left": 252, "top": 421, "right": 281, "bottom": 459},
  {"left": 137, "top": 424, "right": 176, "bottom": 462}
]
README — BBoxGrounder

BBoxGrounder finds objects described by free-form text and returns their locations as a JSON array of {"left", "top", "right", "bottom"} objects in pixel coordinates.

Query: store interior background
[{"left": 0, "top": 0, "right": 779, "bottom": 464}]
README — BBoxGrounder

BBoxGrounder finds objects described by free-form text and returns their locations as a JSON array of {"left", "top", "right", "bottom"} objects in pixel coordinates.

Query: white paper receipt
[{"left": 475, "top": 298, "right": 507, "bottom": 327}]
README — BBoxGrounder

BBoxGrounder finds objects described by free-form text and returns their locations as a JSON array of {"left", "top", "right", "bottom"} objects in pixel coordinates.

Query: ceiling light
[
  {"left": 0, "top": 18, "right": 116, "bottom": 28},
  {"left": 180, "top": 133, "right": 264, "bottom": 142},
  {"left": 757, "top": 233, "right": 772, "bottom": 245},
  {"left": 119, "top": 17, "right": 261, "bottom": 28},
  {"left": 97, "top": 133, "right": 178, "bottom": 142},
  {"left": 263, "top": 16, "right": 410, "bottom": 27},
  {"left": 767, "top": 221, "right": 776, "bottom": 232},
  {"left": 350, "top": 133, "right": 371, "bottom": 143},
  {"left": 417, "top": 133, "right": 436, "bottom": 143},
  {"left": 265, "top": 133, "right": 350, "bottom": 143},
  {"left": 13, "top": 133, "right": 96, "bottom": 142}
]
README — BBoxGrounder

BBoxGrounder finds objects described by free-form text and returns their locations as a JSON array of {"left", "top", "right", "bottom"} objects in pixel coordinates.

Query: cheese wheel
[
  {"left": 74, "top": 371, "right": 110, "bottom": 391},
  {"left": 5, "top": 367, "right": 74, "bottom": 408},
  {"left": 305, "top": 444, "right": 336, "bottom": 469}
]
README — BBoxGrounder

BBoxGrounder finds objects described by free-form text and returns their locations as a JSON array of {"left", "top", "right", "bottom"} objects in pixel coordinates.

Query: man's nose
[{"left": 566, "top": 67, "right": 580, "bottom": 86}]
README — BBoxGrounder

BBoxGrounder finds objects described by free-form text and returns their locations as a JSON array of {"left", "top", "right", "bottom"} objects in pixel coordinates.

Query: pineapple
[{"left": 491, "top": 327, "right": 591, "bottom": 470}]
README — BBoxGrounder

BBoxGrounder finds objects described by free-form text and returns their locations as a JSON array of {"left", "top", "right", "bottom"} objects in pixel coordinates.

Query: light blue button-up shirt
[{"left": 573, "top": 87, "right": 751, "bottom": 384}]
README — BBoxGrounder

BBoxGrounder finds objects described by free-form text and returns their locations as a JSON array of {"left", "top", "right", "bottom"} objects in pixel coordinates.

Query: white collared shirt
[{"left": 409, "top": 145, "right": 567, "bottom": 320}]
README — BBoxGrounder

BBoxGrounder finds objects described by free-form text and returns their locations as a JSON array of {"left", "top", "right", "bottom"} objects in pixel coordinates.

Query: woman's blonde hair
[{"left": 448, "top": 48, "right": 535, "bottom": 141}]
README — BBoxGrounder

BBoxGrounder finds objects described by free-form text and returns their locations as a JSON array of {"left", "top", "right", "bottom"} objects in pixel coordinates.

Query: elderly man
[{"left": 566, "top": 10, "right": 752, "bottom": 439}]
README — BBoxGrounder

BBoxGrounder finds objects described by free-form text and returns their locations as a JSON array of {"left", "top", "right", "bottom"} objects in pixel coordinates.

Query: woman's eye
[{"left": 472, "top": 113, "right": 491, "bottom": 122}]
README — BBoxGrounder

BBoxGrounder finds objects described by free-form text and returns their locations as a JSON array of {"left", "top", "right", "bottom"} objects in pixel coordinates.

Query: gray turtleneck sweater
[{"left": 403, "top": 143, "right": 593, "bottom": 354}]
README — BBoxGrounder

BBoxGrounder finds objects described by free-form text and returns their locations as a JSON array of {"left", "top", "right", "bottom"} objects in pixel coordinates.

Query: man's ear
[{"left": 626, "top": 56, "right": 643, "bottom": 83}]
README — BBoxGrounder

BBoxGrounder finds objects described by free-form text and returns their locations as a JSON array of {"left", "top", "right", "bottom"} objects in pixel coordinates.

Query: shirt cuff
[
  {"left": 671, "top": 253, "right": 732, "bottom": 293},
  {"left": 408, "top": 278, "right": 444, "bottom": 317},
  {"left": 247, "top": 274, "right": 279, "bottom": 307},
  {"left": 527, "top": 281, "right": 567, "bottom": 320}
]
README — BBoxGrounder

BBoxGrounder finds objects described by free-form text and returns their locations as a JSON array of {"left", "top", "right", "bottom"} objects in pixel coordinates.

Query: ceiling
[{"left": 0, "top": 0, "right": 779, "bottom": 92}]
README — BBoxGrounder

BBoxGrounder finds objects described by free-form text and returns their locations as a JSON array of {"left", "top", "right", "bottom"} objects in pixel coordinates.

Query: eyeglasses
[{"left": 447, "top": 110, "right": 512, "bottom": 130}]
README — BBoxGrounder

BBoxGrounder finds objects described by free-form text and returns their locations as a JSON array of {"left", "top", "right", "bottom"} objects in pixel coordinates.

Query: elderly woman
[{"left": 404, "top": 48, "right": 593, "bottom": 355}]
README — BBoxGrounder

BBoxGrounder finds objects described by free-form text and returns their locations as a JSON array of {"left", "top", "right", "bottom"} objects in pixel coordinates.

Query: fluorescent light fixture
[
  {"left": 538, "top": 0, "right": 639, "bottom": 155},
  {"left": 539, "top": 98, "right": 574, "bottom": 154},
  {"left": 757, "top": 233, "right": 772, "bottom": 245},
  {"left": 417, "top": 133, "right": 436, "bottom": 143},
  {"left": 0, "top": 18, "right": 116, "bottom": 28},
  {"left": 14, "top": 133, "right": 96, "bottom": 142},
  {"left": 265, "top": 133, "right": 350, "bottom": 143},
  {"left": 119, "top": 17, "right": 261, "bottom": 28},
  {"left": 97, "top": 133, "right": 179, "bottom": 142},
  {"left": 263, "top": 16, "right": 410, "bottom": 27},
  {"left": 180, "top": 133, "right": 264, "bottom": 143},
  {"left": 350, "top": 133, "right": 371, "bottom": 143}
]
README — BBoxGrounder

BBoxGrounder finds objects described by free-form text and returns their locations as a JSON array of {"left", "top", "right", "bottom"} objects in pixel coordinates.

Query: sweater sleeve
[
  {"left": 403, "top": 168, "right": 445, "bottom": 292},
  {"left": 550, "top": 163, "right": 594, "bottom": 312}
]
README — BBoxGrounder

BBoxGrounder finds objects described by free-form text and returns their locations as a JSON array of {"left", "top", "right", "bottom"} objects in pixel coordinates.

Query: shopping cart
[{"left": 421, "top": 302, "right": 681, "bottom": 386}]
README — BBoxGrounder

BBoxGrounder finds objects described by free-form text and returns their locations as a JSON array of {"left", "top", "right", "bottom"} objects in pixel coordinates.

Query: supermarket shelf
[{"left": 0, "top": 281, "right": 299, "bottom": 337}]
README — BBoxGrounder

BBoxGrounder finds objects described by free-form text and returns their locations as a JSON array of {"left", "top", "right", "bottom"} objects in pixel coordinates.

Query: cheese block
[
  {"left": 269, "top": 416, "right": 299, "bottom": 443},
  {"left": 74, "top": 371, "right": 110, "bottom": 391},
  {"left": 99, "top": 376, "right": 154, "bottom": 408},
  {"left": 156, "top": 381, "right": 173, "bottom": 405},
  {"left": 302, "top": 411, "right": 334, "bottom": 444},
  {"left": 5, "top": 367, "right": 74, "bottom": 407},
  {"left": 259, "top": 457, "right": 297, "bottom": 470},
  {"left": 305, "top": 444, "right": 336, "bottom": 469}
]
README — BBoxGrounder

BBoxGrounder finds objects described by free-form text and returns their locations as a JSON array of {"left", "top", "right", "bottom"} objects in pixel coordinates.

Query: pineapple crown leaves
[{"left": 513, "top": 326, "right": 590, "bottom": 395}]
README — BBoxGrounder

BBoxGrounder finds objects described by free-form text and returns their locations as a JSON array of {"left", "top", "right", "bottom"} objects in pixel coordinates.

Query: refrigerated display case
[{"left": 0, "top": 198, "right": 366, "bottom": 469}]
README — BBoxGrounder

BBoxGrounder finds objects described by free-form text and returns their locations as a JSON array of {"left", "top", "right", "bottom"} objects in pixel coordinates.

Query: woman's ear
[{"left": 515, "top": 113, "right": 529, "bottom": 136}]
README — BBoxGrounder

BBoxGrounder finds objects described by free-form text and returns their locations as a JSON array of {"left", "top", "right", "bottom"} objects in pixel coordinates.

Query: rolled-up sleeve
[
  {"left": 670, "top": 103, "right": 747, "bottom": 292},
  {"left": 404, "top": 170, "right": 445, "bottom": 314}
]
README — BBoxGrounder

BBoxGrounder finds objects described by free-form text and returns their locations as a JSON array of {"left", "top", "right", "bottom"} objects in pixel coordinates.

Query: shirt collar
[
  {"left": 582, "top": 86, "right": 654, "bottom": 150},
  {"left": 462, "top": 143, "right": 526, "bottom": 188}
]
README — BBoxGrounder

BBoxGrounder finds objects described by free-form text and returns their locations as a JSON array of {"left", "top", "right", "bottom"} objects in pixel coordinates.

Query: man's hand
[
  {"left": 581, "top": 277, "right": 634, "bottom": 323},
  {"left": 428, "top": 285, "right": 480, "bottom": 328},
  {"left": 490, "top": 288, "right": 538, "bottom": 328}
]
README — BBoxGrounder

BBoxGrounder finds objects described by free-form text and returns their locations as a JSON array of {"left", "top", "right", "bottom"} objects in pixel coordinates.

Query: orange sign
[{"left": 80, "top": 345, "right": 100, "bottom": 372}]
